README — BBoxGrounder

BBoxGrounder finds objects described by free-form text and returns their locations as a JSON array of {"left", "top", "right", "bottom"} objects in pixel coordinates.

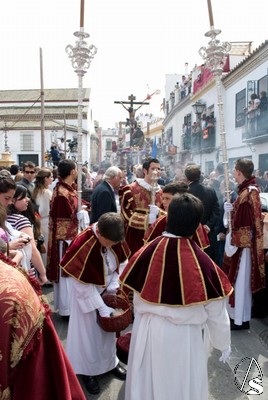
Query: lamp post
[
  {"left": 192, "top": 100, "right": 206, "bottom": 116},
  {"left": 192, "top": 101, "right": 206, "bottom": 163},
  {"left": 198, "top": 0, "right": 231, "bottom": 201},
  {"left": 66, "top": 0, "right": 97, "bottom": 210}
]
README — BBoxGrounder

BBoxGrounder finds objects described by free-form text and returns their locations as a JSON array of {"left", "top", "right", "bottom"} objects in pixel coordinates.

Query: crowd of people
[{"left": 0, "top": 156, "right": 267, "bottom": 399}]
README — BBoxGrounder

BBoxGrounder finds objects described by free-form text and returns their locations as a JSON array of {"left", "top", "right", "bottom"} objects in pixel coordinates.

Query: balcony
[
  {"left": 181, "top": 125, "right": 216, "bottom": 153},
  {"left": 242, "top": 113, "right": 268, "bottom": 143}
]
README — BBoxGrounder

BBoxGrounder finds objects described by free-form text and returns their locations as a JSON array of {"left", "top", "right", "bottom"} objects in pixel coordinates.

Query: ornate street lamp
[
  {"left": 198, "top": 0, "right": 231, "bottom": 201},
  {"left": 66, "top": 0, "right": 97, "bottom": 210},
  {"left": 192, "top": 101, "right": 206, "bottom": 116},
  {"left": 192, "top": 101, "right": 206, "bottom": 163}
]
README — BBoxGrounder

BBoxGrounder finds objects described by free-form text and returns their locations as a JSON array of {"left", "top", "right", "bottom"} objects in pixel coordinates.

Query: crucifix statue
[{"left": 114, "top": 94, "right": 149, "bottom": 147}]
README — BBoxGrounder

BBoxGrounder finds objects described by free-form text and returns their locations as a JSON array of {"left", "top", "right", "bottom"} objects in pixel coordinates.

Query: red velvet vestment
[
  {"left": 60, "top": 226, "right": 130, "bottom": 285},
  {"left": 119, "top": 181, "right": 164, "bottom": 255},
  {"left": 144, "top": 215, "right": 210, "bottom": 250},
  {"left": 46, "top": 180, "right": 79, "bottom": 282},
  {"left": 223, "top": 177, "right": 265, "bottom": 294},
  {"left": 120, "top": 235, "right": 232, "bottom": 306},
  {"left": 0, "top": 261, "right": 85, "bottom": 400}
]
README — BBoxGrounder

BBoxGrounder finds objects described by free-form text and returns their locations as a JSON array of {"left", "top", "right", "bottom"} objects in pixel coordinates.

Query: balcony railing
[{"left": 242, "top": 112, "right": 268, "bottom": 143}]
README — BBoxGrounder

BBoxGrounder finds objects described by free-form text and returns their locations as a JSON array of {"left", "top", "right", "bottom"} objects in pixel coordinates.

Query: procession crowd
[{"left": 0, "top": 156, "right": 267, "bottom": 399}]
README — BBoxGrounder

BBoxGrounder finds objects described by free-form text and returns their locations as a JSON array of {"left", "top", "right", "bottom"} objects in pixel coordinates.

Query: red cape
[
  {"left": 144, "top": 215, "right": 210, "bottom": 250},
  {"left": 0, "top": 261, "right": 85, "bottom": 400},
  {"left": 120, "top": 236, "right": 232, "bottom": 306},
  {"left": 60, "top": 226, "right": 130, "bottom": 285}
]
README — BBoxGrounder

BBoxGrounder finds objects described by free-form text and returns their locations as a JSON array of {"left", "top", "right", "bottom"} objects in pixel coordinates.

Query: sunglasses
[{"left": 24, "top": 171, "right": 35, "bottom": 174}]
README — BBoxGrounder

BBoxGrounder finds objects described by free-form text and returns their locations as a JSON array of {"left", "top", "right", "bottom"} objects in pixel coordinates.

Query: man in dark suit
[
  {"left": 17, "top": 161, "right": 36, "bottom": 198},
  {"left": 184, "top": 164, "right": 220, "bottom": 262},
  {"left": 90, "top": 166, "right": 122, "bottom": 223}
]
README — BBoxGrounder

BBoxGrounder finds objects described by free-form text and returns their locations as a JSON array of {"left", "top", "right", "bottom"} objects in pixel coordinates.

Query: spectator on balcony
[
  {"left": 180, "top": 75, "right": 188, "bottom": 99},
  {"left": 259, "top": 91, "right": 268, "bottom": 129},
  {"left": 259, "top": 91, "right": 268, "bottom": 113},
  {"left": 247, "top": 93, "right": 260, "bottom": 122}
]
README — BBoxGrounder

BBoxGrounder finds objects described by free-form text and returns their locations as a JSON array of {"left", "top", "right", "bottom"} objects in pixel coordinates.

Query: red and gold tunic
[
  {"left": 120, "top": 235, "right": 232, "bottom": 306},
  {"left": 119, "top": 180, "right": 164, "bottom": 255},
  {"left": 46, "top": 180, "right": 79, "bottom": 282},
  {"left": 60, "top": 226, "right": 130, "bottom": 285},
  {"left": 0, "top": 261, "right": 85, "bottom": 400},
  {"left": 144, "top": 215, "right": 210, "bottom": 250},
  {"left": 223, "top": 177, "right": 265, "bottom": 294}
]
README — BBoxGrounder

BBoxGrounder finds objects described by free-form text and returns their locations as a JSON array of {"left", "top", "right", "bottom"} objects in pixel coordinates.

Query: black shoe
[
  {"left": 230, "top": 319, "right": 250, "bottom": 331},
  {"left": 111, "top": 363, "right": 127, "bottom": 380},
  {"left": 82, "top": 375, "right": 100, "bottom": 394},
  {"left": 60, "top": 315, "right": 70, "bottom": 322}
]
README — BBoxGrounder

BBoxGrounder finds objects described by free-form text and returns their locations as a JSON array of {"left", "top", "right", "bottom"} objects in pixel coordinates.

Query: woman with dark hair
[
  {"left": 0, "top": 176, "right": 37, "bottom": 254},
  {"left": 7, "top": 184, "right": 47, "bottom": 285}
]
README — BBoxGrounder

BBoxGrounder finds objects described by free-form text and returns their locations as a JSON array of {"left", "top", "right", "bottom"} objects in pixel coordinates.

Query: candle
[
  {"left": 80, "top": 0, "right": 84, "bottom": 28},
  {"left": 207, "top": 0, "right": 214, "bottom": 28}
]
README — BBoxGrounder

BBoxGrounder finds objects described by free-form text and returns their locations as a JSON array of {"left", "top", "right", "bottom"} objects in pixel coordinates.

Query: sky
[{"left": 1, "top": 0, "right": 267, "bottom": 129}]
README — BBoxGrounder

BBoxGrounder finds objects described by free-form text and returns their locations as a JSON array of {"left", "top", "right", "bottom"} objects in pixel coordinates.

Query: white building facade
[
  {"left": 0, "top": 88, "right": 92, "bottom": 167},
  {"left": 162, "top": 41, "right": 268, "bottom": 176}
]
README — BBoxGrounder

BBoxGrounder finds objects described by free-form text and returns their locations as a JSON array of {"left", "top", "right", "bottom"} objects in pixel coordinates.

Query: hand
[
  {"left": 218, "top": 232, "right": 226, "bottom": 241},
  {"left": 106, "top": 281, "right": 119, "bottom": 293},
  {"left": 9, "top": 237, "right": 31, "bottom": 250},
  {"left": 38, "top": 273, "right": 48, "bottom": 286},
  {"left": 77, "top": 209, "right": 90, "bottom": 229},
  {"left": 203, "top": 225, "right": 210, "bottom": 234},
  {"left": 28, "top": 268, "right": 36, "bottom": 279},
  {"left": 223, "top": 202, "right": 233, "bottom": 213},
  {"left": 148, "top": 213, "right": 157, "bottom": 225},
  {"left": 219, "top": 346, "right": 231, "bottom": 363},
  {"left": 9, "top": 249, "right": 24, "bottom": 263},
  {"left": 149, "top": 204, "right": 159, "bottom": 216},
  {"left": 77, "top": 210, "right": 85, "bottom": 221},
  {"left": 98, "top": 305, "right": 115, "bottom": 317}
]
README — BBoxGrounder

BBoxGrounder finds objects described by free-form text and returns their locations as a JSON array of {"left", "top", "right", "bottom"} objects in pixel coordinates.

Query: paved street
[{"left": 43, "top": 285, "right": 268, "bottom": 399}]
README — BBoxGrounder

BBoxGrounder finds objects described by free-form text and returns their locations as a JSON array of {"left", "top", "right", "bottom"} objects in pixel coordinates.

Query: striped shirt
[{"left": 7, "top": 214, "right": 31, "bottom": 232}]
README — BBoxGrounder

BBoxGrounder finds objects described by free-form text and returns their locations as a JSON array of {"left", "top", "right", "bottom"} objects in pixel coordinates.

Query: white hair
[{"left": 103, "top": 166, "right": 121, "bottom": 181}]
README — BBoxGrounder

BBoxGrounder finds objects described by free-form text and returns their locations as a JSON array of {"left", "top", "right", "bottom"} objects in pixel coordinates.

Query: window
[
  {"left": 164, "top": 127, "right": 173, "bottom": 144},
  {"left": 235, "top": 89, "right": 246, "bottom": 128},
  {"left": 258, "top": 74, "right": 268, "bottom": 94},
  {"left": 183, "top": 114, "right": 192, "bottom": 135},
  {"left": 106, "top": 139, "right": 112, "bottom": 151},
  {"left": 20, "top": 133, "right": 34, "bottom": 151}
]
